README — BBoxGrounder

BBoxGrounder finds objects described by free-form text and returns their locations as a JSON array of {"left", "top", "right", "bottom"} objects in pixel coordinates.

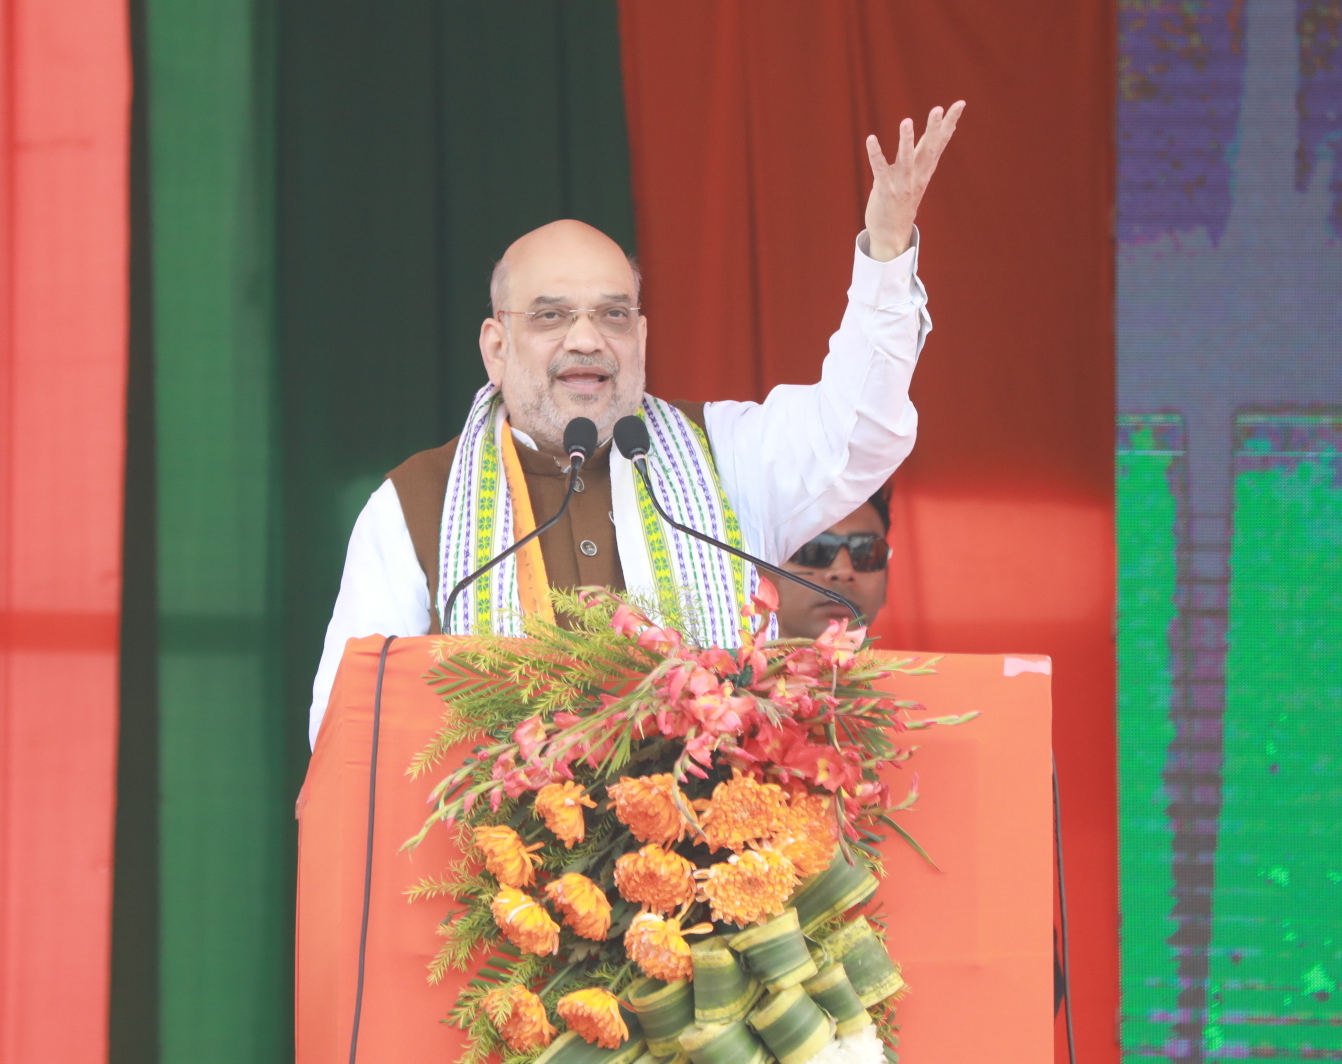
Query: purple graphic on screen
[
  {"left": 1118, "top": 0, "right": 1247, "bottom": 245},
  {"left": 1296, "top": 0, "right": 1342, "bottom": 234}
]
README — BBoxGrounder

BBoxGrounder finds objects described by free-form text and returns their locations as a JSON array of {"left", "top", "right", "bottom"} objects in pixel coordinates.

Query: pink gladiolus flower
[
  {"left": 743, "top": 718, "right": 808, "bottom": 766},
  {"left": 686, "top": 667, "right": 718, "bottom": 698},
  {"left": 513, "top": 715, "right": 548, "bottom": 761},
  {"left": 662, "top": 664, "right": 693, "bottom": 702},
  {"left": 677, "top": 668, "right": 754, "bottom": 737},
  {"left": 813, "top": 620, "right": 865, "bottom": 669},
  {"left": 697, "top": 647, "right": 737, "bottom": 676},
  {"left": 636, "top": 624, "right": 684, "bottom": 656},
  {"left": 739, "top": 646, "right": 768, "bottom": 679},
  {"left": 492, "top": 749, "right": 565, "bottom": 797},
  {"left": 655, "top": 705, "right": 685, "bottom": 738},
  {"left": 751, "top": 577, "right": 779, "bottom": 615},
  {"left": 848, "top": 778, "right": 889, "bottom": 806},
  {"left": 783, "top": 647, "right": 822, "bottom": 680},
  {"left": 784, "top": 743, "right": 862, "bottom": 793},
  {"left": 758, "top": 671, "right": 816, "bottom": 706},
  {"left": 683, "top": 732, "right": 716, "bottom": 776},
  {"left": 612, "top": 603, "right": 648, "bottom": 637}
]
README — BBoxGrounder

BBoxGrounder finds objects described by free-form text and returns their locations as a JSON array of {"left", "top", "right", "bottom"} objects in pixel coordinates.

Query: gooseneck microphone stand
[
  {"left": 441, "top": 416, "right": 599, "bottom": 633},
  {"left": 612, "top": 415, "right": 864, "bottom": 627}
]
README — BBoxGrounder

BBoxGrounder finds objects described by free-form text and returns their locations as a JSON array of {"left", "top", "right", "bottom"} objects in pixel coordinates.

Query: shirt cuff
[{"left": 849, "top": 225, "right": 920, "bottom": 308}]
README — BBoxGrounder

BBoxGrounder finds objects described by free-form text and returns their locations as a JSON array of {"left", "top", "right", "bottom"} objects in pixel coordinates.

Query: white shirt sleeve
[
  {"left": 307, "top": 478, "right": 431, "bottom": 746},
  {"left": 704, "top": 227, "right": 930, "bottom": 563}
]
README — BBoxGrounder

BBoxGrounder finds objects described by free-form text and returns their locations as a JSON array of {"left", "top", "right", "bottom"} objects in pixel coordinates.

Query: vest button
[{"left": 579, "top": 539, "right": 598, "bottom": 556}]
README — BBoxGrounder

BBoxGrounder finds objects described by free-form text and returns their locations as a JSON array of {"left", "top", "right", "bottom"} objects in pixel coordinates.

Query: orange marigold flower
[
  {"left": 475, "top": 825, "right": 544, "bottom": 888},
  {"left": 535, "top": 781, "right": 597, "bottom": 848},
  {"left": 607, "top": 773, "right": 688, "bottom": 844},
  {"left": 491, "top": 886, "right": 560, "bottom": 956},
  {"left": 624, "top": 912, "right": 715, "bottom": 981},
  {"left": 544, "top": 873, "right": 611, "bottom": 941},
  {"left": 484, "top": 984, "right": 557, "bottom": 1053},
  {"left": 614, "top": 844, "right": 696, "bottom": 913},
  {"left": 695, "top": 847, "right": 799, "bottom": 925},
  {"left": 556, "top": 987, "right": 629, "bottom": 1049},
  {"left": 770, "top": 793, "right": 839, "bottom": 878},
  {"left": 699, "top": 771, "right": 789, "bottom": 852}
]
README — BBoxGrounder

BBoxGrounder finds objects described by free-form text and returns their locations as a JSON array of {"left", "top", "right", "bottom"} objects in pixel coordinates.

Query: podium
[{"left": 296, "top": 636, "right": 1054, "bottom": 1063}]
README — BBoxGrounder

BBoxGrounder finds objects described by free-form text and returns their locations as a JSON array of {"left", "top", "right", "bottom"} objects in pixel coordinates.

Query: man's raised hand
[{"left": 864, "top": 101, "right": 966, "bottom": 261}]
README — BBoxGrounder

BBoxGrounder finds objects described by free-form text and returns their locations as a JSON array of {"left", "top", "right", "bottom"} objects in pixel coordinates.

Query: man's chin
[
  {"left": 555, "top": 392, "right": 642, "bottom": 436},
  {"left": 551, "top": 395, "right": 612, "bottom": 434},
  {"left": 813, "top": 603, "right": 856, "bottom": 627}
]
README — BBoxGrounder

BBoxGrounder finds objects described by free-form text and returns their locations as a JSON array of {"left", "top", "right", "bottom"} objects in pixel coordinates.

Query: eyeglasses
[
  {"left": 499, "top": 304, "right": 641, "bottom": 337},
  {"left": 788, "top": 531, "right": 889, "bottom": 572}
]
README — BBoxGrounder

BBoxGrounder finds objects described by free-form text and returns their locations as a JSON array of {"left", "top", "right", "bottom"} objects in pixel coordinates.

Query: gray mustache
[{"left": 548, "top": 355, "right": 619, "bottom": 382}]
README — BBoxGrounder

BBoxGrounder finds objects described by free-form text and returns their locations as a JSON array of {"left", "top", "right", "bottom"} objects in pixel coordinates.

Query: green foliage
[
  {"left": 411, "top": 592, "right": 663, "bottom": 781},
  {"left": 447, "top": 947, "right": 549, "bottom": 1064},
  {"left": 405, "top": 586, "right": 965, "bottom": 1064}
]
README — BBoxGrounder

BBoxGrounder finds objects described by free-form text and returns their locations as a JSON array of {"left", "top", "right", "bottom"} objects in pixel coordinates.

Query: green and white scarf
[{"left": 438, "top": 384, "right": 755, "bottom": 646}]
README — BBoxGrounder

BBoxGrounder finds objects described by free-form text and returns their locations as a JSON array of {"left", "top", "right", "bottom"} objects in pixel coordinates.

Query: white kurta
[{"left": 308, "top": 229, "right": 931, "bottom": 745}]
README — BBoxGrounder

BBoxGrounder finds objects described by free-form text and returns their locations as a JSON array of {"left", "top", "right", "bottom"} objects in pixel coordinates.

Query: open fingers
[
  {"left": 865, "top": 133, "right": 889, "bottom": 175},
  {"left": 915, "top": 100, "right": 966, "bottom": 170},
  {"left": 940, "top": 99, "right": 966, "bottom": 137},
  {"left": 895, "top": 117, "right": 915, "bottom": 170}
]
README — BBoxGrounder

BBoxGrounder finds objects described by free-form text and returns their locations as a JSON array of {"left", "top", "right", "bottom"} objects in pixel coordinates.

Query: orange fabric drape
[
  {"left": 298, "top": 636, "right": 1054, "bottom": 1063},
  {"left": 0, "top": 0, "right": 129, "bottom": 1059},
  {"left": 617, "top": 3, "right": 1116, "bottom": 1061}
]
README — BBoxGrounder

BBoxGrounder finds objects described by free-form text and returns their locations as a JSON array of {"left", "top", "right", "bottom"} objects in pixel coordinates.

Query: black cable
[
  {"left": 348, "top": 634, "right": 396, "bottom": 1064},
  {"left": 1053, "top": 755, "right": 1077, "bottom": 1064},
  {"left": 630, "top": 458, "right": 864, "bottom": 625},
  {"left": 441, "top": 459, "right": 584, "bottom": 632}
]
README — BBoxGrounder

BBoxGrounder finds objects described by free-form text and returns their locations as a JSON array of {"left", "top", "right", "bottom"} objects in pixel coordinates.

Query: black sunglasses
[{"left": 788, "top": 531, "right": 889, "bottom": 573}]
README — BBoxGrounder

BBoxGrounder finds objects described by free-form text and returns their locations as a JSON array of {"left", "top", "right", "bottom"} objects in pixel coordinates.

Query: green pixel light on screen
[
  {"left": 1117, "top": 417, "right": 1183, "bottom": 1058},
  {"left": 1203, "top": 416, "right": 1342, "bottom": 1059}
]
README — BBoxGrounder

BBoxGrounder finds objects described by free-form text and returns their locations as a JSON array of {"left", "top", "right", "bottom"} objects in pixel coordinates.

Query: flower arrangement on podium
[{"left": 404, "top": 582, "right": 972, "bottom": 1064}]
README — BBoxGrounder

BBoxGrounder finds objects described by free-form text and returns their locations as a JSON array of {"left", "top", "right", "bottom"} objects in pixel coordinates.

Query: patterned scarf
[{"left": 437, "top": 384, "right": 755, "bottom": 647}]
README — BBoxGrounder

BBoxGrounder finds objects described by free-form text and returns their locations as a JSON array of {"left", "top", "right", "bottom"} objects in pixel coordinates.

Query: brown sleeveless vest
[{"left": 386, "top": 402, "right": 707, "bottom": 633}]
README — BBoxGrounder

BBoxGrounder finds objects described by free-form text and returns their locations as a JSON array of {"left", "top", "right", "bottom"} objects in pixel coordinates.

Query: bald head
[
  {"left": 490, "top": 220, "right": 640, "bottom": 315},
  {"left": 479, "top": 219, "right": 648, "bottom": 452}
]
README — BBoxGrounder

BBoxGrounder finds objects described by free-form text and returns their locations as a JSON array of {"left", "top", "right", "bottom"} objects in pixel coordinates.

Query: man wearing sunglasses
[{"left": 776, "top": 494, "right": 891, "bottom": 640}]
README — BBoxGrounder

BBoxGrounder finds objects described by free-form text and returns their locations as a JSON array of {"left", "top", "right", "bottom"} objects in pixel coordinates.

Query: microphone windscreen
[
  {"left": 613, "top": 415, "right": 651, "bottom": 460},
  {"left": 563, "top": 417, "right": 599, "bottom": 460}
]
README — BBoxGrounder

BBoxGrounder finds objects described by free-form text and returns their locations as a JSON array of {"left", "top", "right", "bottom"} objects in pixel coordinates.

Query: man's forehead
[
  {"left": 529, "top": 291, "right": 634, "bottom": 307},
  {"left": 502, "top": 220, "right": 636, "bottom": 301},
  {"left": 506, "top": 256, "right": 636, "bottom": 303}
]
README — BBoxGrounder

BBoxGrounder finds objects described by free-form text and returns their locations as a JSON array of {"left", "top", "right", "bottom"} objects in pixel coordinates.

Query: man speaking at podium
[{"left": 308, "top": 103, "right": 964, "bottom": 747}]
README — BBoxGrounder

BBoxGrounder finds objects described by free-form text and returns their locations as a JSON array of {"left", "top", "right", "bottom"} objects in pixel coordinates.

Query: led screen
[{"left": 1117, "top": 1, "right": 1342, "bottom": 1059}]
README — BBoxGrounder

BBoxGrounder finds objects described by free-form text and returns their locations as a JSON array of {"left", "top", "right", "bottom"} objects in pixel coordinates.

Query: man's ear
[{"left": 479, "top": 318, "right": 507, "bottom": 386}]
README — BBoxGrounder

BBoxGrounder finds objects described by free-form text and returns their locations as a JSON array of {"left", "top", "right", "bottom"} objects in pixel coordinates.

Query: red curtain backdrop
[
  {"left": 0, "top": 0, "right": 129, "bottom": 1059},
  {"left": 618, "top": 3, "right": 1116, "bottom": 1061}
]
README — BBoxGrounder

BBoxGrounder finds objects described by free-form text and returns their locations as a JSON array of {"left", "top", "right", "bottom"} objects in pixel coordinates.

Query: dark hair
[{"left": 866, "top": 490, "right": 890, "bottom": 532}]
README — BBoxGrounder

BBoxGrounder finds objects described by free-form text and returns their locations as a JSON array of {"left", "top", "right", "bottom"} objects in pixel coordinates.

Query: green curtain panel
[
  {"left": 115, "top": 1, "right": 636, "bottom": 1060},
  {"left": 276, "top": 0, "right": 638, "bottom": 780},
  {"left": 143, "top": 0, "right": 288, "bottom": 1060}
]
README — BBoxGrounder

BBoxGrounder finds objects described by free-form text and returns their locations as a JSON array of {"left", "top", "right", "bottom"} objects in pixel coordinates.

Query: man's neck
[{"left": 507, "top": 423, "right": 567, "bottom": 457}]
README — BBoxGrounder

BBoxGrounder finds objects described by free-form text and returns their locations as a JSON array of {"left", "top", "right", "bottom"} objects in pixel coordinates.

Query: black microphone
[
  {"left": 612, "top": 416, "right": 864, "bottom": 627},
  {"left": 442, "top": 416, "right": 599, "bottom": 632}
]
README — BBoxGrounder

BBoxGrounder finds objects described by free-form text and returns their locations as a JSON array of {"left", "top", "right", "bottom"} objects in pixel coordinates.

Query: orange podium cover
[{"left": 297, "top": 636, "right": 1053, "bottom": 1063}]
